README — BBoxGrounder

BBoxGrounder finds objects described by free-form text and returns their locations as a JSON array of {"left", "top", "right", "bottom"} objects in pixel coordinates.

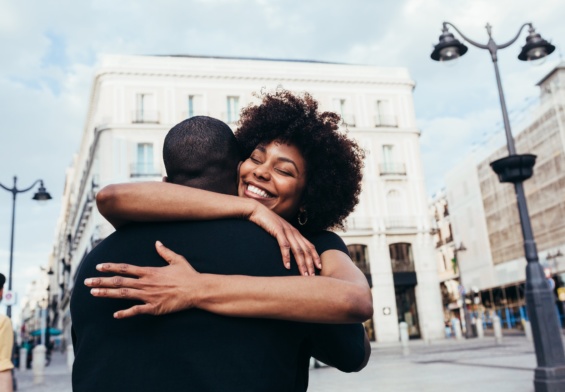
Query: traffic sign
[{"left": 2, "top": 290, "right": 16, "bottom": 306}]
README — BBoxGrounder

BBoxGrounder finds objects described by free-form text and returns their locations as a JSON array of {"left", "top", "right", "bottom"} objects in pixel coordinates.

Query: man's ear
[{"left": 162, "top": 176, "right": 169, "bottom": 183}]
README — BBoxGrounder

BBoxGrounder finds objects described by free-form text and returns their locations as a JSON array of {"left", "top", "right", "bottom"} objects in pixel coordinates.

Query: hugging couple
[{"left": 71, "top": 90, "right": 373, "bottom": 391}]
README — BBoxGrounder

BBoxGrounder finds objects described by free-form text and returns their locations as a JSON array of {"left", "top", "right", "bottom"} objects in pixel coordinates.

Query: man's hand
[
  {"left": 85, "top": 241, "right": 201, "bottom": 319},
  {"left": 248, "top": 202, "right": 321, "bottom": 276}
]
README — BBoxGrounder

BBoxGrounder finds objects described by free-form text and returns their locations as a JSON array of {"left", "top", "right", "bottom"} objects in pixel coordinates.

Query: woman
[{"left": 88, "top": 90, "right": 372, "bottom": 324}]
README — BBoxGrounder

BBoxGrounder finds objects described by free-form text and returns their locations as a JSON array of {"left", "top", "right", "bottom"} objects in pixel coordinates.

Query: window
[
  {"left": 332, "top": 98, "right": 355, "bottom": 126},
  {"left": 347, "top": 244, "right": 372, "bottom": 287},
  {"left": 226, "top": 96, "right": 240, "bottom": 124},
  {"left": 389, "top": 243, "right": 415, "bottom": 272},
  {"left": 375, "top": 100, "right": 396, "bottom": 127},
  {"left": 380, "top": 145, "right": 406, "bottom": 175},
  {"left": 131, "top": 143, "right": 158, "bottom": 177},
  {"left": 187, "top": 95, "right": 203, "bottom": 118},
  {"left": 134, "top": 93, "right": 158, "bottom": 123}
]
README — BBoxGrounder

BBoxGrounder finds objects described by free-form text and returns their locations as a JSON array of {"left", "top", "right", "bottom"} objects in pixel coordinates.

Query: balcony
[
  {"left": 379, "top": 162, "right": 406, "bottom": 176},
  {"left": 131, "top": 110, "right": 160, "bottom": 124},
  {"left": 374, "top": 115, "right": 398, "bottom": 128},
  {"left": 345, "top": 216, "right": 372, "bottom": 230},
  {"left": 385, "top": 216, "right": 417, "bottom": 230},
  {"left": 130, "top": 163, "right": 162, "bottom": 178}
]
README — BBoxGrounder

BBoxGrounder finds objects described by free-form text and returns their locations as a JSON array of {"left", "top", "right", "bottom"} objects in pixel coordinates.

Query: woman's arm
[
  {"left": 86, "top": 242, "right": 374, "bottom": 324},
  {"left": 96, "top": 182, "right": 253, "bottom": 229},
  {"left": 97, "top": 182, "right": 320, "bottom": 275}
]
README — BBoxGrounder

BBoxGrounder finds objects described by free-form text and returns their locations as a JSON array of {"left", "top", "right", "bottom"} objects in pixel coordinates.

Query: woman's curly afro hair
[{"left": 235, "top": 90, "right": 365, "bottom": 233}]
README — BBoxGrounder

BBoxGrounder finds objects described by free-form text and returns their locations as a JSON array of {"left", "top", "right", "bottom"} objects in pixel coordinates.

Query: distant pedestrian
[{"left": 0, "top": 272, "right": 14, "bottom": 392}]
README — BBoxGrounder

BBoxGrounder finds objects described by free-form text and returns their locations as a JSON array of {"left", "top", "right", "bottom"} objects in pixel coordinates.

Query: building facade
[
  {"left": 46, "top": 54, "right": 444, "bottom": 344},
  {"left": 444, "top": 62, "right": 565, "bottom": 331}
]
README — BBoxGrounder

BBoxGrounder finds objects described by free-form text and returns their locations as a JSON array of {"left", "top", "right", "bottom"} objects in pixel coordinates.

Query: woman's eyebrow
[{"left": 277, "top": 157, "right": 300, "bottom": 173}]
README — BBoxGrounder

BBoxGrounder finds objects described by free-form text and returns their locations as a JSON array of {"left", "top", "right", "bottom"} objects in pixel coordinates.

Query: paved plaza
[{"left": 15, "top": 335, "right": 541, "bottom": 391}]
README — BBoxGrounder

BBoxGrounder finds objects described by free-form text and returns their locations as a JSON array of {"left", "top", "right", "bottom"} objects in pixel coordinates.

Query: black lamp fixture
[
  {"left": 32, "top": 181, "right": 52, "bottom": 202},
  {"left": 431, "top": 25, "right": 468, "bottom": 61},
  {"left": 431, "top": 22, "right": 554, "bottom": 63},
  {"left": 518, "top": 25, "right": 555, "bottom": 61},
  {"left": 0, "top": 176, "right": 52, "bottom": 318},
  {"left": 430, "top": 21, "right": 564, "bottom": 392}
]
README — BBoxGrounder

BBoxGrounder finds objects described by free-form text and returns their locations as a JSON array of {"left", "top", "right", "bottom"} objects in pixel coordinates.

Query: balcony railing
[
  {"left": 345, "top": 216, "right": 372, "bottom": 230},
  {"left": 374, "top": 115, "right": 398, "bottom": 128},
  {"left": 132, "top": 110, "right": 160, "bottom": 124},
  {"left": 385, "top": 216, "right": 417, "bottom": 230},
  {"left": 379, "top": 162, "right": 406, "bottom": 176},
  {"left": 130, "top": 163, "right": 162, "bottom": 178}
]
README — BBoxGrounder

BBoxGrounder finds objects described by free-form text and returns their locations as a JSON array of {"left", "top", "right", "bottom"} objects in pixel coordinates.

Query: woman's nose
[{"left": 253, "top": 164, "right": 271, "bottom": 180}]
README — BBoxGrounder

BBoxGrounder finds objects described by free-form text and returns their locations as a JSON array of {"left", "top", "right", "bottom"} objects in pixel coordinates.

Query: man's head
[
  {"left": 163, "top": 116, "right": 241, "bottom": 195},
  {"left": 0, "top": 273, "right": 5, "bottom": 302}
]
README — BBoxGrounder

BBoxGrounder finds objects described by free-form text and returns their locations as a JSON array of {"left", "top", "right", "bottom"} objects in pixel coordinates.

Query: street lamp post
[
  {"left": 430, "top": 22, "right": 565, "bottom": 392},
  {"left": 453, "top": 242, "right": 475, "bottom": 338},
  {"left": 0, "top": 176, "right": 52, "bottom": 318}
]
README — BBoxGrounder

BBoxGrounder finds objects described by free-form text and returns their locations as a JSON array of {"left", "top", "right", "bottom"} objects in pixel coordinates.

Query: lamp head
[
  {"left": 32, "top": 181, "right": 52, "bottom": 202},
  {"left": 518, "top": 25, "right": 555, "bottom": 61},
  {"left": 431, "top": 26, "right": 468, "bottom": 61}
]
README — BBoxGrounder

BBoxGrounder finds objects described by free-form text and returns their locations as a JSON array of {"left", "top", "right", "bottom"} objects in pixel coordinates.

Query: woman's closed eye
[{"left": 275, "top": 168, "right": 293, "bottom": 177}]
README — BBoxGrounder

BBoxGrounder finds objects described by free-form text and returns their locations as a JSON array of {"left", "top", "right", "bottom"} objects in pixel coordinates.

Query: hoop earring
[{"left": 298, "top": 210, "right": 308, "bottom": 226}]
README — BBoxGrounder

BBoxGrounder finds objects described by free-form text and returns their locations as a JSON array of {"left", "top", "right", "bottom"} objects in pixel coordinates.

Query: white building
[{"left": 48, "top": 54, "right": 444, "bottom": 344}]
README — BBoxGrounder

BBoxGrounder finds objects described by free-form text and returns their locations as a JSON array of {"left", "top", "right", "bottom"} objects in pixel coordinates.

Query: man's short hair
[
  {"left": 163, "top": 116, "right": 241, "bottom": 194},
  {"left": 0, "top": 273, "right": 5, "bottom": 290}
]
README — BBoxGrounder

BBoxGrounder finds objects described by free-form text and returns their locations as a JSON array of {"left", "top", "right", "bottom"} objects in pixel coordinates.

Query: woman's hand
[
  {"left": 85, "top": 241, "right": 201, "bottom": 319},
  {"left": 247, "top": 202, "right": 321, "bottom": 276}
]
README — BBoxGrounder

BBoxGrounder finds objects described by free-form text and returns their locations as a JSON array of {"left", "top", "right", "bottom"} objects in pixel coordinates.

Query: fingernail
[
  {"left": 285, "top": 263, "right": 291, "bottom": 269},
  {"left": 113, "top": 312, "right": 119, "bottom": 319},
  {"left": 84, "top": 279, "right": 92, "bottom": 285},
  {"left": 96, "top": 264, "right": 104, "bottom": 271},
  {"left": 91, "top": 289, "right": 99, "bottom": 295},
  {"left": 303, "top": 272, "right": 309, "bottom": 276},
  {"left": 156, "top": 240, "right": 163, "bottom": 247}
]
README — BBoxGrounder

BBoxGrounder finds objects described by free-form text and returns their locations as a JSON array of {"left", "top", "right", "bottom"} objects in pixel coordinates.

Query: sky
[{"left": 1, "top": 0, "right": 564, "bottom": 320}]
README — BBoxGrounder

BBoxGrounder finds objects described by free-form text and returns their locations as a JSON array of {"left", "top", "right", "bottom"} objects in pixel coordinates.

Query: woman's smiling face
[{"left": 238, "top": 141, "right": 307, "bottom": 220}]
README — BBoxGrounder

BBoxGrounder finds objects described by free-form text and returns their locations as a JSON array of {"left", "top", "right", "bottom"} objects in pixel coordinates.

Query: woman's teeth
[{"left": 248, "top": 184, "right": 273, "bottom": 198}]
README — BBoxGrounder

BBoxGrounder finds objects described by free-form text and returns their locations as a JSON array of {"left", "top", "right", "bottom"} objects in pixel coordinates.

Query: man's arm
[{"left": 87, "top": 244, "right": 374, "bottom": 323}]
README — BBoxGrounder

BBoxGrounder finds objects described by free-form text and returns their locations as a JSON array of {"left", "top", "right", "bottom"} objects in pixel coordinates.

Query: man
[
  {"left": 71, "top": 116, "right": 369, "bottom": 391},
  {"left": 0, "top": 273, "right": 14, "bottom": 392}
]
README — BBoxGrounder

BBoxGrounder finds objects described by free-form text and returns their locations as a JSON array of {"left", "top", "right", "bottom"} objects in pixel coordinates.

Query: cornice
[{"left": 96, "top": 69, "right": 415, "bottom": 88}]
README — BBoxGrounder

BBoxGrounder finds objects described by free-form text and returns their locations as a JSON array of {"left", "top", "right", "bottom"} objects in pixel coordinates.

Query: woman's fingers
[
  {"left": 96, "top": 263, "right": 149, "bottom": 277},
  {"left": 114, "top": 304, "right": 155, "bottom": 319},
  {"left": 155, "top": 240, "right": 186, "bottom": 264},
  {"left": 90, "top": 287, "right": 146, "bottom": 302},
  {"left": 287, "top": 227, "right": 320, "bottom": 276},
  {"left": 85, "top": 276, "right": 140, "bottom": 289}
]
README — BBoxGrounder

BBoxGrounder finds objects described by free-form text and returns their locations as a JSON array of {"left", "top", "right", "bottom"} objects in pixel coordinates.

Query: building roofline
[
  {"left": 536, "top": 61, "right": 565, "bottom": 86},
  {"left": 152, "top": 54, "right": 348, "bottom": 66}
]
